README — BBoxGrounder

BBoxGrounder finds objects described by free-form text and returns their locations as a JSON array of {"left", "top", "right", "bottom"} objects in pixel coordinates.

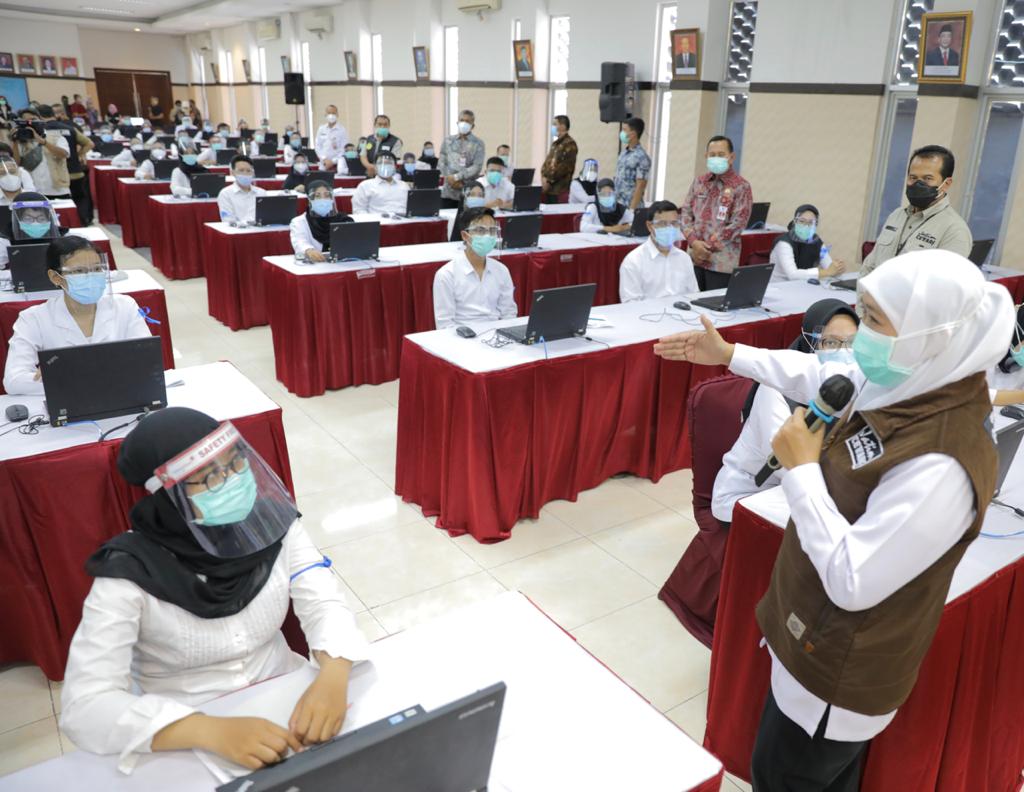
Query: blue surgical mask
[
  {"left": 793, "top": 222, "right": 816, "bottom": 242},
  {"left": 294, "top": 162, "right": 309, "bottom": 174},
  {"left": 465, "top": 196, "right": 485, "bottom": 208},
  {"left": 344, "top": 150, "right": 358, "bottom": 159},
  {"left": 470, "top": 235, "right": 497, "bottom": 257},
  {"left": 64, "top": 271, "right": 107, "bottom": 305},
  {"left": 1011, "top": 344, "right": 1024, "bottom": 369},
  {"left": 816, "top": 348, "right": 855, "bottom": 365},
  {"left": 291, "top": 139, "right": 301, "bottom": 150},
  {"left": 619, "top": 130, "right": 629, "bottom": 144},
  {"left": 182, "top": 154, "right": 198, "bottom": 166},
  {"left": 598, "top": 194, "right": 616, "bottom": 209},
  {"left": 100, "top": 133, "right": 113, "bottom": 143},
  {"left": 204, "top": 124, "right": 213, "bottom": 133},
  {"left": 189, "top": 466, "right": 258, "bottom": 526},
  {"left": 424, "top": 147, "right": 435, "bottom": 158},
  {"left": 21, "top": 221, "right": 51, "bottom": 239},
  {"left": 500, "top": 154, "right": 510, "bottom": 167},
  {"left": 235, "top": 174, "right": 254, "bottom": 187},
  {"left": 707, "top": 156, "right": 729, "bottom": 175},
  {"left": 404, "top": 162, "right": 416, "bottom": 175},
  {"left": 212, "top": 143, "right": 223, "bottom": 151},
  {"left": 551, "top": 125, "right": 558, "bottom": 138},
  {"left": 852, "top": 324, "right": 913, "bottom": 387},
  {"left": 487, "top": 170, "right": 503, "bottom": 186},
  {"left": 654, "top": 226, "right": 680, "bottom": 249},
  {"left": 311, "top": 197, "right": 333, "bottom": 217}
]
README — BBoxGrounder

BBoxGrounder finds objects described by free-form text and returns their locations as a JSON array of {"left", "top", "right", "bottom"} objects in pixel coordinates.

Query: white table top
[
  {"left": 50, "top": 199, "right": 77, "bottom": 211},
  {"left": 149, "top": 188, "right": 355, "bottom": 208},
  {"left": 0, "top": 362, "right": 279, "bottom": 463},
  {"left": 92, "top": 164, "right": 135, "bottom": 172},
  {"left": 205, "top": 211, "right": 447, "bottom": 238},
  {"left": 0, "top": 268, "right": 159, "bottom": 305},
  {"left": 0, "top": 592, "right": 721, "bottom": 792}
]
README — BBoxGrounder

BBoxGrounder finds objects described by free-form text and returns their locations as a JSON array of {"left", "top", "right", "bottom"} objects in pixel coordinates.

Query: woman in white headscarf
[{"left": 653, "top": 249, "right": 1013, "bottom": 792}]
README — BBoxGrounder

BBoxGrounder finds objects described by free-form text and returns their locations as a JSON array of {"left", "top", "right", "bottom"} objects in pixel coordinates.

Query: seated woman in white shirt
[
  {"left": 433, "top": 206, "right": 517, "bottom": 330},
  {"left": 580, "top": 177, "right": 633, "bottom": 234},
  {"left": 282, "top": 153, "right": 310, "bottom": 193},
  {"left": 133, "top": 140, "right": 168, "bottom": 180},
  {"left": 569, "top": 158, "right": 599, "bottom": 204},
  {"left": 109, "top": 144, "right": 141, "bottom": 168},
  {"left": 618, "top": 200, "right": 698, "bottom": 302},
  {"left": 483, "top": 157, "right": 515, "bottom": 210},
  {"left": 769, "top": 204, "right": 846, "bottom": 282},
  {"left": 61, "top": 407, "right": 369, "bottom": 773},
  {"left": 283, "top": 132, "right": 305, "bottom": 165},
  {"left": 351, "top": 150, "right": 409, "bottom": 215},
  {"left": 3, "top": 236, "right": 150, "bottom": 394},
  {"left": 289, "top": 180, "right": 352, "bottom": 262},
  {"left": 0, "top": 153, "right": 36, "bottom": 204},
  {"left": 169, "top": 138, "right": 208, "bottom": 198}
]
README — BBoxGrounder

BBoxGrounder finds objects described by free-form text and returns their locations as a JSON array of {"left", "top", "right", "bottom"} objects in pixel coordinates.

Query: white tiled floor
[{"left": 0, "top": 225, "right": 746, "bottom": 789}]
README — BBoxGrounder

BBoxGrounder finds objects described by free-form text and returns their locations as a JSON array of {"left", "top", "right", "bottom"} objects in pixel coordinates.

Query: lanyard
[{"left": 895, "top": 208, "right": 940, "bottom": 255}]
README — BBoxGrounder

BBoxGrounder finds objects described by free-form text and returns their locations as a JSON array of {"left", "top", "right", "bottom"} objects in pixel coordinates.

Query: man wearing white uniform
[
  {"left": 618, "top": 200, "right": 697, "bottom": 303},
  {"left": 314, "top": 105, "right": 348, "bottom": 172},
  {"left": 482, "top": 156, "right": 514, "bottom": 210},
  {"left": 433, "top": 207, "right": 516, "bottom": 329},
  {"left": 653, "top": 250, "right": 1010, "bottom": 791},
  {"left": 351, "top": 151, "right": 409, "bottom": 215},
  {"left": 0, "top": 154, "right": 36, "bottom": 204},
  {"left": 3, "top": 237, "right": 149, "bottom": 395},
  {"left": 217, "top": 155, "right": 266, "bottom": 225}
]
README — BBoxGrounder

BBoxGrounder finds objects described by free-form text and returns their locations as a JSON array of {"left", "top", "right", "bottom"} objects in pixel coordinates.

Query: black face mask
[{"left": 906, "top": 180, "right": 942, "bottom": 210}]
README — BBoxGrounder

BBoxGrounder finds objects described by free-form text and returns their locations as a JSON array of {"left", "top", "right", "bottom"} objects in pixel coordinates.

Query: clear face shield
[
  {"left": 11, "top": 200, "right": 60, "bottom": 242},
  {"left": 581, "top": 160, "right": 599, "bottom": 182},
  {"left": 145, "top": 422, "right": 296, "bottom": 559}
]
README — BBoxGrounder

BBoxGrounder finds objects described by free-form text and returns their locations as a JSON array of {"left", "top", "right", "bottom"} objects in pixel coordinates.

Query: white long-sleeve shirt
[
  {"left": 196, "top": 147, "right": 217, "bottom": 165},
  {"left": 290, "top": 213, "right": 326, "bottom": 257},
  {"left": 314, "top": 123, "right": 349, "bottom": 167},
  {"left": 579, "top": 203, "right": 634, "bottom": 233},
  {"left": 351, "top": 175, "right": 409, "bottom": 215},
  {"left": 569, "top": 180, "right": 595, "bottom": 205},
  {"left": 432, "top": 250, "right": 517, "bottom": 329},
  {"left": 109, "top": 149, "right": 136, "bottom": 168},
  {"left": 769, "top": 237, "right": 834, "bottom": 282},
  {"left": 710, "top": 384, "right": 791, "bottom": 522},
  {"left": 3, "top": 293, "right": 150, "bottom": 395},
  {"left": 484, "top": 176, "right": 515, "bottom": 207},
  {"left": 217, "top": 183, "right": 267, "bottom": 224},
  {"left": 60, "top": 522, "right": 370, "bottom": 774},
  {"left": 169, "top": 167, "right": 192, "bottom": 197},
  {"left": 729, "top": 344, "right": 976, "bottom": 741},
  {"left": 618, "top": 238, "right": 698, "bottom": 303}
]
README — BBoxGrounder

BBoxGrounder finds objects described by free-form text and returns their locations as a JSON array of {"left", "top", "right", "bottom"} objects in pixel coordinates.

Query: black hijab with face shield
[
  {"left": 997, "top": 304, "right": 1024, "bottom": 374},
  {"left": 85, "top": 407, "right": 293, "bottom": 618}
]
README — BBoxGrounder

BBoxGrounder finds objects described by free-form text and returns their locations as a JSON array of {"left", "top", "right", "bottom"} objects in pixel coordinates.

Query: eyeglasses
[
  {"left": 649, "top": 220, "right": 682, "bottom": 230},
  {"left": 184, "top": 453, "right": 250, "bottom": 492},
  {"left": 794, "top": 217, "right": 816, "bottom": 227},
  {"left": 803, "top": 330, "right": 855, "bottom": 351},
  {"left": 61, "top": 263, "right": 109, "bottom": 277},
  {"left": 465, "top": 225, "right": 498, "bottom": 237}
]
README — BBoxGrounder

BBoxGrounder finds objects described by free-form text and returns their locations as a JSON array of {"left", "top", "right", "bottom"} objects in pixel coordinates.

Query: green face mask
[
  {"left": 852, "top": 324, "right": 913, "bottom": 387},
  {"left": 470, "top": 235, "right": 497, "bottom": 257},
  {"left": 189, "top": 466, "right": 258, "bottom": 526},
  {"left": 375, "top": 126, "right": 389, "bottom": 138}
]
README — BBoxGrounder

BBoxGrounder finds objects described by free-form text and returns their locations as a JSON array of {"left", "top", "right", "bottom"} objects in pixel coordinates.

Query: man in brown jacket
[{"left": 540, "top": 115, "right": 577, "bottom": 203}]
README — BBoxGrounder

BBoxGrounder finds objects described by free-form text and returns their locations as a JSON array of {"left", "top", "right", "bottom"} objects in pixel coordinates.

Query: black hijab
[
  {"left": 85, "top": 407, "right": 292, "bottom": 619},
  {"left": 282, "top": 163, "right": 307, "bottom": 192},
  {"left": 740, "top": 299, "right": 859, "bottom": 421},
  {"left": 997, "top": 303, "right": 1024, "bottom": 374},
  {"left": 772, "top": 203, "right": 823, "bottom": 270},
  {"left": 175, "top": 155, "right": 207, "bottom": 178},
  {"left": 305, "top": 179, "right": 351, "bottom": 248},
  {"left": 594, "top": 177, "right": 625, "bottom": 226}
]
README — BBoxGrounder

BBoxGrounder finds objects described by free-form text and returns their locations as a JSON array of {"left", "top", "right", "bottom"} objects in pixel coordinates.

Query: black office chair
[{"left": 968, "top": 239, "right": 994, "bottom": 267}]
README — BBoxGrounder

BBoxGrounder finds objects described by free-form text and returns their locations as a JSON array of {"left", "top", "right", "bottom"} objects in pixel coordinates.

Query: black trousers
[
  {"left": 694, "top": 266, "right": 732, "bottom": 292},
  {"left": 440, "top": 197, "right": 461, "bottom": 209},
  {"left": 751, "top": 691, "right": 867, "bottom": 792},
  {"left": 69, "top": 174, "right": 94, "bottom": 226}
]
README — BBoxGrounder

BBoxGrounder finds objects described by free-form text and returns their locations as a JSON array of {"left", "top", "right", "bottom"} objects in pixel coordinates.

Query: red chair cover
[{"left": 862, "top": 240, "right": 876, "bottom": 262}]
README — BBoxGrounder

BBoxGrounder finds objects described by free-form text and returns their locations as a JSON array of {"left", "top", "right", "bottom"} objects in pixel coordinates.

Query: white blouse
[
  {"left": 769, "top": 237, "right": 834, "bottom": 282},
  {"left": 60, "top": 521, "right": 369, "bottom": 774},
  {"left": 579, "top": 203, "right": 634, "bottom": 234},
  {"left": 290, "top": 213, "right": 326, "bottom": 257}
]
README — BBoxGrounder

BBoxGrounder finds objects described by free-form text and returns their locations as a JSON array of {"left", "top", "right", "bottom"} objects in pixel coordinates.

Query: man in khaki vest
[{"left": 653, "top": 250, "right": 1011, "bottom": 790}]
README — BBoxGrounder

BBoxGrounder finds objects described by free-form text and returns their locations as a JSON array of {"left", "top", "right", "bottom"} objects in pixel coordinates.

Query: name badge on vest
[
  {"left": 915, "top": 231, "right": 937, "bottom": 246},
  {"left": 716, "top": 204, "right": 728, "bottom": 222},
  {"left": 786, "top": 612, "right": 806, "bottom": 641},
  {"left": 846, "top": 425, "right": 885, "bottom": 469}
]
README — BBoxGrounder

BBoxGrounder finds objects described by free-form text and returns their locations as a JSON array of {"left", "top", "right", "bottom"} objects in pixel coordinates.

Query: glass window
[
  {"left": 875, "top": 97, "right": 918, "bottom": 230},
  {"left": 301, "top": 42, "right": 313, "bottom": 136},
  {"left": 723, "top": 93, "right": 748, "bottom": 171},
  {"left": 727, "top": 1, "right": 759, "bottom": 85},
  {"left": 893, "top": 0, "right": 936, "bottom": 86},
  {"left": 990, "top": 0, "right": 1024, "bottom": 86},
  {"left": 372, "top": 34, "right": 384, "bottom": 115},
  {"left": 651, "top": 3, "right": 677, "bottom": 198},
  {"left": 968, "top": 101, "right": 1024, "bottom": 244},
  {"left": 656, "top": 3, "right": 677, "bottom": 84},
  {"left": 445, "top": 26, "right": 459, "bottom": 136},
  {"left": 258, "top": 47, "right": 269, "bottom": 122},
  {"left": 550, "top": 16, "right": 570, "bottom": 85}
]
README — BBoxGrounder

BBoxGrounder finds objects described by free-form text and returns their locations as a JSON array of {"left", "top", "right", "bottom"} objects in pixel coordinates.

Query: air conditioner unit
[
  {"left": 193, "top": 32, "right": 213, "bottom": 52},
  {"left": 304, "top": 9, "right": 334, "bottom": 37},
  {"left": 457, "top": 0, "right": 500, "bottom": 12},
  {"left": 256, "top": 18, "right": 281, "bottom": 43}
]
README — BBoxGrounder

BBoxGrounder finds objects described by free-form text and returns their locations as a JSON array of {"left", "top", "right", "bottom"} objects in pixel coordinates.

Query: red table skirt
[
  {"left": 89, "top": 166, "right": 133, "bottom": 225},
  {"left": 55, "top": 205, "right": 81, "bottom": 229},
  {"left": 115, "top": 180, "right": 170, "bottom": 247},
  {"left": 149, "top": 200, "right": 219, "bottom": 279},
  {"left": 0, "top": 406, "right": 293, "bottom": 680},
  {"left": 705, "top": 503, "right": 1024, "bottom": 792},
  {"left": 0, "top": 287, "right": 174, "bottom": 395},
  {"left": 395, "top": 314, "right": 804, "bottom": 541}
]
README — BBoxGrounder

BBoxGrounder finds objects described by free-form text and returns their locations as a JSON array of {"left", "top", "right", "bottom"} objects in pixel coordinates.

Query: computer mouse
[
  {"left": 1001, "top": 405, "right": 1024, "bottom": 420},
  {"left": 456, "top": 326, "right": 477, "bottom": 339},
  {"left": 5, "top": 404, "right": 28, "bottom": 422},
  {"left": 808, "top": 278, "right": 821, "bottom": 286},
  {"left": 673, "top": 301, "right": 691, "bottom": 311}
]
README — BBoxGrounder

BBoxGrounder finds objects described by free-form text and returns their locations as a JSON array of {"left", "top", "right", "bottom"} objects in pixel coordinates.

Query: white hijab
[{"left": 855, "top": 249, "right": 1014, "bottom": 411}]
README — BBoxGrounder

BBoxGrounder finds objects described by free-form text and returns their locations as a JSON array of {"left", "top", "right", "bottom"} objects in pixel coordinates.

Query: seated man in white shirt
[
  {"left": 433, "top": 207, "right": 517, "bottom": 329},
  {"left": 618, "top": 200, "right": 698, "bottom": 302},
  {"left": 3, "top": 236, "right": 150, "bottom": 395},
  {"left": 197, "top": 134, "right": 223, "bottom": 165},
  {"left": 580, "top": 177, "right": 633, "bottom": 234},
  {"left": 134, "top": 141, "right": 169, "bottom": 180},
  {"left": 351, "top": 151, "right": 409, "bottom": 216},
  {"left": 217, "top": 155, "right": 266, "bottom": 225},
  {"left": 169, "top": 139, "right": 209, "bottom": 198},
  {"left": 483, "top": 156, "right": 514, "bottom": 210},
  {"left": 0, "top": 153, "right": 36, "bottom": 205}
]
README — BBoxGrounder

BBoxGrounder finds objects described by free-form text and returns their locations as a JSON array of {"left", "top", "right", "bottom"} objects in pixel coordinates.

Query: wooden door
[
  {"left": 132, "top": 71, "right": 173, "bottom": 130},
  {"left": 94, "top": 69, "right": 137, "bottom": 119}
]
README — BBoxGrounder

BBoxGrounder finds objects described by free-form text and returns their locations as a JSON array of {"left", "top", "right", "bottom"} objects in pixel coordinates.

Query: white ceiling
[{"left": 0, "top": 0, "right": 329, "bottom": 34}]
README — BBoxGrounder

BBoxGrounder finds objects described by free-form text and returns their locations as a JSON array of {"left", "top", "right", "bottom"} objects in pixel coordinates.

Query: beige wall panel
[
  {"left": 565, "top": 89, "right": 618, "bottom": 182},
  {"left": 383, "top": 85, "right": 444, "bottom": 157},
  {"left": 26, "top": 78, "right": 90, "bottom": 106},
  {"left": 1000, "top": 167, "right": 1024, "bottom": 271},
  {"left": 663, "top": 89, "right": 719, "bottom": 204},
  {"left": 909, "top": 95, "right": 979, "bottom": 213},
  {"left": 515, "top": 87, "right": 550, "bottom": 173},
  {"left": 456, "top": 87, "right": 513, "bottom": 159}
]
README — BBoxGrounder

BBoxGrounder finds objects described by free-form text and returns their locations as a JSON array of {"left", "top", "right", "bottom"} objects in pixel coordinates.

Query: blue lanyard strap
[
  {"left": 290, "top": 555, "right": 332, "bottom": 582},
  {"left": 807, "top": 400, "right": 836, "bottom": 424},
  {"left": 138, "top": 306, "right": 162, "bottom": 325}
]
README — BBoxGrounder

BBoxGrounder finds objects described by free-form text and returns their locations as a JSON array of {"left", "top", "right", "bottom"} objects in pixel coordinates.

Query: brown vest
[{"left": 755, "top": 372, "right": 996, "bottom": 716}]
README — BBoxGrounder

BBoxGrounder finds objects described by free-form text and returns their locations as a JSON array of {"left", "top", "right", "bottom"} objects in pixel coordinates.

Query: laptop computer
[
  {"left": 226, "top": 136, "right": 242, "bottom": 150},
  {"left": 152, "top": 158, "right": 176, "bottom": 181},
  {"left": 9, "top": 244, "right": 58, "bottom": 293},
  {"left": 214, "top": 148, "right": 235, "bottom": 165},
  {"left": 239, "top": 128, "right": 254, "bottom": 140},
  {"left": 117, "top": 124, "right": 140, "bottom": 138},
  {"left": 301, "top": 147, "right": 319, "bottom": 164},
  {"left": 329, "top": 220, "right": 380, "bottom": 261},
  {"left": 252, "top": 158, "right": 277, "bottom": 178},
  {"left": 305, "top": 170, "right": 334, "bottom": 189},
  {"left": 511, "top": 167, "right": 534, "bottom": 187},
  {"left": 346, "top": 157, "right": 368, "bottom": 176},
  {"left": 747, "top": 201, "right": 770, "bottom": 229},
  {"left": 39, "top": 336, "right": 167, "bottom": 427},
  {"left": 215, "top": 683, "right": 506, "bottom": 792},
  {"left": 133, "top": 149, "right": 151, "bottom": 162},
  {"left": 97, "top": 142, "right": 124, "bottom": 158},
  {"left": 692, "top": 263, "right": 775, "bottom": 311},
  {"left": 512, "top": 185, "right": 542, "bottom": 213},
  {"left": 995, "top": 419, "right": 1024, "bottom": 498},
  {"left": 610, "top": 206, "right": 650, "bottom": 238},
  {"left": 156, "top": 135, "right": 175, "bottom": 148},
  {"left": 503, "top": 213, "right": 542, "bottom": 249},
  {"left": 969, "top": 238, "right": 994, "bottom": 267},
  {"left": 258, "top": 142, "right": 277, "bottom": 158},
  {"left": 498, "top": 283, "right": 597, "bottom": 345},
  {"left": 190, "top": 173, "right": 226, "bottom": 199},
  {"left": 413, "top": 169, "right": 440, "bottom": 189},
  {"left": 406, "top": 188, "right": 441, "bottom": 218},
  {"left": 263, "top": 132, "right": 278, "bottom": 146},
  {"left": 255, "top": 195, "right": 298, "bottom": 227},
  {"left": 832, "top": 276, "right": 858, "bottom": 291}
]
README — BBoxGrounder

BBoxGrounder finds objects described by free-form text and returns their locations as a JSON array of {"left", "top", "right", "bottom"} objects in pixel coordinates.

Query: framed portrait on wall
[
  {"left": 918, "top": 11, "right": 972, "bottom": 83},
  {"left": 0, "top": 53, "right": 14, "bottom": 74},
  {"left": 345, "top": 51, "right": 358, "bottom": 81},
  {"left": 412, "top": 46, "right": 429, "bottom": 82},
  {"left": 280, "top": 55, "right": 291, "bottom": 73},
  {"left": 242, "top": 58, "right": 252, "bottom": 82},
  {"left": 60, "top": 57, "right": 79, "bottom": 77},
  {"left": 39, "top": 56, "right": 58, "bottom": 76},
  {"left": 671, "top": 28, "right": 700, "bottom": 79},
  {"left": 513, "top": 39, "right": 533, "bottom": 81},
  {"left": 17, "top": 54, "right": 36, "bottom": 75}
]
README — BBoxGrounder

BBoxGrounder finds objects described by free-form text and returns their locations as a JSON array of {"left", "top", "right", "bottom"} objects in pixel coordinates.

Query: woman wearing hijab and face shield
[
  {"left": 654, "top": 249, "right": 1014, "bottom": 791},
  {"left": 988, "top": 303, "right": 1024, "bottom": 406},
  {"left": 60, "top": 408, "right": 369, "bottom": 773}
]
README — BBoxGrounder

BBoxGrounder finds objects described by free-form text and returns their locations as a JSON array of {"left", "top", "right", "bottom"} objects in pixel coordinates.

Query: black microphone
[{"left": 754, "top": 374, "right": 855, "bottom": 487}]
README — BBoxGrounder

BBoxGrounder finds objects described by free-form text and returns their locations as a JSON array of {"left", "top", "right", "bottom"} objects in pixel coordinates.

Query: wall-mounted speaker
[
  {"left": 599, "top": 62, "right": 635, "bottom": 123},
  {"left": 284, "top": 72, "right": 305, "bottom": 105}
]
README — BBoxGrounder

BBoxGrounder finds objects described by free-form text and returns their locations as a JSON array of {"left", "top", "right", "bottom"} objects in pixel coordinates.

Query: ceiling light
[
  {"left": 133, "top": 26, "right": 141, "bottom": 31},
  {"left": 79, "top": 6, "right": 133, "bottom": 14}
]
